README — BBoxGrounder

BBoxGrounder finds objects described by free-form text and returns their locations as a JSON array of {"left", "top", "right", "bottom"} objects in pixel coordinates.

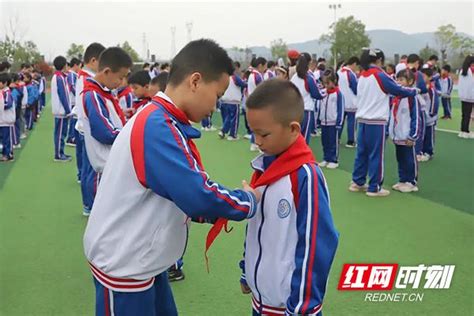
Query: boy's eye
[{"left": 262, "top": 133, "right": 270, "bottom": 138}]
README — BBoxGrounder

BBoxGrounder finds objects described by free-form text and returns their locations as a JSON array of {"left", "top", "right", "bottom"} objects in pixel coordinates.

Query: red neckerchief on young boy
[
  {"left": 133, "top": 97, "right": 152, "bottom": 112},
  {"left": 82, "top": 79, "right": 126, "bottom": 125},
  {"left": 118, "top": 86, "right": 133, "bottom": 99},
  {"left": 77, "top": 69, "right": 92, "bottom": 79}
]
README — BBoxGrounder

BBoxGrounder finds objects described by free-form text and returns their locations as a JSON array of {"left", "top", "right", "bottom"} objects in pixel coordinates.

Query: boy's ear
[
  {"left": 189, "top": 72, "right": 202, "bottom": 91},
  {"left": 289, "top": 121, "right": 301, "bottom": 135}
]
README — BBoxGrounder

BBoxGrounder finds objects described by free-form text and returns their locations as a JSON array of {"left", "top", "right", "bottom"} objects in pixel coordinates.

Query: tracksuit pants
[
  {"left": 67, "top": 117, "right": 77, "bottom": 142},
  {"left": 201, "top": 114, "right": 213, "bottom": 128},
  {"left": 221, "top": 103, "right": 240, "bottom": 138},
  {"left": 321, "top": 125, "right": 339, "bottom": 163},
  {"left": 415, "top": 112, "right": 426, "bottom": 155},
  {"left": 302, "top": 110, "right": 315, "bottom": 144},
  {"left": 0, "top": 126, "right": 13, "bottom": 157},
  {"left": 81, "top": 150, "right": 99, "bottom": 212},
  {"left": 352, "top": 122, "right": 386, "bottom": 193},
  {"left": 441, "top": 97, "right": 451, "bottom": 118},
  {"left": 53, "top": 117, "right": 68, "bottom": 159},
  {"left": 76, "top": 131, "right": 84, "bottom": 182},
  {"left": 395, "top": 144, "right": 418, "bottom": 185},
  {"left": 342, "top": 111, "right": 356, "bottom": 144},
  {"left": 422, "top": 124, "right": 436, "bottom": 156},
  {"left": 25, "top": 106, "right": 35, "bottom": 130},
  {"left": 94, "top": 272, "right": 177, "bottom": 316}
]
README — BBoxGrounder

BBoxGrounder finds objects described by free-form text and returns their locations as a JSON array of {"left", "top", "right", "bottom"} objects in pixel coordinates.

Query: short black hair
[
  {"left": 346, "top": 56, "right": 360, "bottom": 65},
  {"left": 233, "top": 61, "right": 241, "bottom": 69},
  {"left": 0, "top": 61, "right": 11, "bottom": 72},
  {"left": 168, "top": 39, "right": 234, "bottom": 86},
  {"left": 128, "top": 70, "right": 151, "bottom": 87},
  {"left": 401, "top": 54, "right": 408, "bottom": 59},
  {"left": 442, "top": 64, "right": 451, "bottom": 72},
  {"left": 267, "top": 60, "right": 276, "bottom": 68},
  {"left": 69, "top": 57, "right": 81, "bottom": 67},
  {"left": 396, "top": 68, "right": 415, "bottom": 83},
  {"left": 150, "top": 71, "right": 169, "bottom": 92},
  {"left": 23, "top": 72, "right": 32, "bottom": 81},
  {"left": 322, "top": 68, "right": 338, "bottom": 84},
  {"left": 143, "top": 62, "right": 150, "bottom": 69},
  {"left": 84, "top": 42, "right": 106, "bottom": 64},
  {"left": 0, "top": 73, "right": 11, "bottom": 85},
  {"left": 10, "top": 73, "right": 20, "bottom": 82},
  {"left": 420, "top": 67, "right": 433, "bottom": 77},
  {"left": 160, "top": 63, "right": 169, "bottom": 71},
  {"left": 98, "top": 47, "right": 133, "bottom": 72},
  {"left": 407, "top": 54, "right": 420, "bottom": 64},
  {"left": 246, "top": 79, "right": 304, "bottom": 125},
  {"left": 429, "top": 55, "right": 438, "bottom": 61},
  {"left": 317, "top": 57, "right": 326, "bottom": 63},
  {"left": 53, "top": 56, "right": 68, "bottom": 71}
]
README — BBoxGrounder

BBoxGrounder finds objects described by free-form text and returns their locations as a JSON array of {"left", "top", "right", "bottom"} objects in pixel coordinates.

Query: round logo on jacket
[{"left": 277, "top": 199, "right": 291, "bottom": 218}]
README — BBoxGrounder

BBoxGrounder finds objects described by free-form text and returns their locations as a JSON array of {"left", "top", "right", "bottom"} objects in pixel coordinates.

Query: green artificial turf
[{"left": 0, "top": 95, "right": 472, "bottom": 315}]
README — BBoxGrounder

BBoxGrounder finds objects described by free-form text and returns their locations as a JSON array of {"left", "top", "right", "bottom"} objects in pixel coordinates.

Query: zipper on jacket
[{"left": 253, "top": 186, "right": 268, "bottom": 313}]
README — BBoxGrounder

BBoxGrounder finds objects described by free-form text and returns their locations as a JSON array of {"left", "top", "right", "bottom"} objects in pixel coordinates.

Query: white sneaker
[
  {"left": 319, "top": 161, "right": 328, "bottom": 167},
  {"left": 20, "top": 133, "right": 27, "bottom": 139},
  {"left": 469, "top": 132, "right": 474, "bottom": 139},
  {"left": 458, "top": 132, "right": 469, "bottom": 139},
  {"left": 392, "top": 182, "right": 403, "bottom": 191},
  {"left": 227, "top": 136, "right": 239, "bottom": 141},
  {"left": 421, "top": 154, "right": 431, "bottom": 162},
  {"left": 244, "top": 134, "right": 252, "bottom": 140},
  {"left": 326, "top": 162, "right": 339, "bottom": 169},
  {"left": 366, "top": 188, "right": 391, "bottom": 197},
  {"left": 398, "top": 182, "right": 419, "bottom": 193},
  {"left": 13, "top": 144, "right": 21, "bottom": 149},
  {"left": 345, "top": 143, "right": 356, "bottom": 148},
  {"left": 218, "top": 131, "right": 225, "bottom": 139},
  {"left": 208, "top": 126, "right": 217, "bottom": 132},
  {"left": 348, "top": 181, "right": 368, "bottom": 192},
  {"left": 250, "top": 144, "right": 259, "bottom": 152},
  {"left": 416, "top": 154, "right": 425, "bottom": 162}
]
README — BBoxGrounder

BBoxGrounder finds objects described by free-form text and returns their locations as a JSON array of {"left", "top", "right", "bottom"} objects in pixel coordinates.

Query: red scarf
[
  {"left": 78, "top": 69, "right": 92, "bottom": 78},
  {"left": 83, "top": 79, "right": 126, "bottom": 125},
  {"left": 118, "top": 86, "right": 133, "bottom": 99},
  {"left": 205, "top": 135, "right": 315, "bottom": 271},
  {"left": 392, "top": 97, "right": 401, "bottom": 125},
  {"left": 133, "top": 97, "right": 152, "bottom": 111}
]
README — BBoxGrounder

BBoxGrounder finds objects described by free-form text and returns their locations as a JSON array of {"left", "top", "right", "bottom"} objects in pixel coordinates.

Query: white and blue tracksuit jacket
[
  {"left": 356, "top": 66, "right": 417, "bottom": 124},
  {"left": 388, "top": 96, "right": 420, "bottom": 144},
  {"left": 221, "top": 74, "right": 246, "bottom": 104},
  {"left": 248, "top": 70, "right": 263, "bottom": 96},
  {"left": 0, "top": 88, "right": 15, "bottom": 126},
  {"left": 51, "top": 71, "right": 71, "bottom": 117},
  {"left": 84, "top": 92, "right": 257, "bottom": 291},
  {"left": 67, "top": 71, "right": 78, "bottom": 107},
  {"left": 318, "top": 88, "right": 344, "bottom": 127},
  {"left": 337, "top": 67, "right": 358, "bottom": 112},
  {"left": 291, "top": 72, "right": 325, "bottom": 111},
  {"left": 242, "top": 146, "right": 339, "bottom": 315},
  {"left": 423, "top": 84, "right": 439, "bottom": 126},
  {"left": 439, "top": 75, "right": 453, "bottom": 98}
]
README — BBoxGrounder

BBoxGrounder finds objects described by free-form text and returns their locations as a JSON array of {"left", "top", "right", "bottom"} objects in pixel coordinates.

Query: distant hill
[{"left": 227, "top": 29, "right": 473, "bottom": 61}]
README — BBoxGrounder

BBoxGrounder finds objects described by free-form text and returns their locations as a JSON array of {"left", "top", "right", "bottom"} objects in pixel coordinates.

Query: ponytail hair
[
  {"left": 360, "top": 48, "right": 385, "bottom": 70},
  {"left": 296, "top": 52, "right": 312, "bottom": 79},
  {"left": 461, "top": 55, "right": 474, "bottom": 76}
]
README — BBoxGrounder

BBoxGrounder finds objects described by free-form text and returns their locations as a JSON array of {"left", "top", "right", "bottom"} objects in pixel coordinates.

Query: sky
[{"left": 1, "top": 0, "right": 473, "bottom": 61}]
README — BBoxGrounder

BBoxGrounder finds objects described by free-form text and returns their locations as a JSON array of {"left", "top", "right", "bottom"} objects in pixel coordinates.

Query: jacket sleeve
[
  {"left": 336, "top": 92, "right": 344, "bottom": 127},
  {"left": 306, "top": 74, "right": 325, "bottom": 100},
  {"left": 234, "top": 75, "right": 248, "bottom": 89},
  {"left": 408, "top": 97, "right": 420, "bottom": 141},
  {"left": 136, "top": 110, "right": 257, "bottom": 221},
  {"left": 57, "top": 76, "right": 71, "bottom": 114},
  {"left": 286, "top": 165, "right": 339, "bottom": 315},
  {"left": 376, "top": 71, "right": 417, "bottom": 98},
  {"left": 416, "top": 73, "right": 428, "bottom": 94},
  {"left": 83, "top": 91, "right": 120, "bottom": 144},
  {"left": 349, "top": 72, "right": 358, "bottom": 95},
  {"left": 428, "top": 89, "right": 440, "bottom": 117}
]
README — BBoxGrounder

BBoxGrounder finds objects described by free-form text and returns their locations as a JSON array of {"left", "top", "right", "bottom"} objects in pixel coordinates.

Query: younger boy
[
  {"left": 23, "top": 72, "right": 39, "bottom": 131},
  {"left": 419, "top": 67, "right": 439, "bottom": 162},
  {"left": 128, "top": 70, "right": 152, "bottom": 113},
  {"left": 51, "top": 56, "right": 72, "bottom": 162},
  {"left": 337, "top": 56, "right": 359, "bottom": 147},
  {"left": 149, "top": 71, "right": 169, "bottom": 96},
  {"left": 66, "top": 57, "right": 81, "bottom": 146},
  {"left": 0, "top": 73, "right": 15, "bottom": 162},
  {"left": 440, "top": 64, "right": 453, "bottom": 119},
  {"left": 240, "top": 79, "right": 339, "bottom": 315},
  {"left": 83, "top": 39, "right": 260, "bottom": 315}
]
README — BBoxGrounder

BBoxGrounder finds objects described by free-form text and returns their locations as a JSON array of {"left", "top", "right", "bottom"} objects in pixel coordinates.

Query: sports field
[{"left": 0, "top": 94, "right": 472, "bottom": 315}]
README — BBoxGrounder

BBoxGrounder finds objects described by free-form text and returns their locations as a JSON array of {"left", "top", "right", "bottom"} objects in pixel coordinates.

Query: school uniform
[
  {"left": 291, "top": 72, "right": 325, "bottom": 144},
  {"left": 337, "top": 66, "right": 358, "bottom": 144},
  {"left": 117, "top": 86, "right": 134, "bottom": 110},
  {"left": 67, "top": 70, "right": 79, "bottom": 143},
  {"left": 422, "top": 83, "right": 439, "bottom": 157},
  {"left": 11, "top": 86, "right": 22, "bottom": 146},
  {"left": 319, "top": 87, "right": 344, "bottom": 163},
  {"left": 38, "top": 75, "right": 46, "bottom": 112},
  {"left": 24, "top": 81, "right": 39, "bottom": 130},
  {"left": 263, "top": 69, "right": 276, "bottom": 81},
  {"left": 0, "top": 87, "right": 16, "bottom": 159},
  {"left": 84, "top": 92, "right": 257, "bottom": 315},
  {"left": 75, "top": 68, "right": 95, "bottom": 209},
  {"left": 439, "top": 74, "right": 453, "bottom": 118},
  {"left": 352, "top": 66, "right": 417, "bottom": 193},
  {"left": 221, "top": 74, "right": 246, "bottom": 138},
  {"left": 388, "top": 96, "right": 420, "bottom": 185},
  {"left": 458, "top": 67, "right": 474, "bottom": 133},
  {"left": 51, "top": 71, "right": 71, "bottom": 160},
  {"left": 247, "top": 69, "right": 264, "bottom": 144},
  {"left": 241, "top": 135, "right": 338, "bottom": 316}
]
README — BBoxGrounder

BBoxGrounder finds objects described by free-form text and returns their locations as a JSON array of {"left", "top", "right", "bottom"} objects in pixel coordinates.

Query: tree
[
  {"left": 270, "top": 38, "right": 288, "bottom": 60},
  {"left": 0, "top": 37, "right": 42, "bottom": 69},
  {"left": 66, "top": 43, "right": 84, "bottom": 59},
  {"left": 434, "top": 24, "right": 457, "bottom": 59},
  {"left": 119, "top": 41, "right": 141, "bottom": 62},
  {"left": 419, "top": 45, "right": 439, "bottom": 62},
  {"left": 320, "top": 16, "right": 370, "bottom": 66}
]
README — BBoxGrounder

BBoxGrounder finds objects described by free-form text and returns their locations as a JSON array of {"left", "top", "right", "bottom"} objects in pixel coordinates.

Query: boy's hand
[
  {"left": 406, "top": 139, "right": 415, "bottom": 146},
  {"left": 240, "top": 282, "right": 251, "bottom": 294},
  {"left": 242, "top": 180, "right": 261, "bottom": 203}
]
